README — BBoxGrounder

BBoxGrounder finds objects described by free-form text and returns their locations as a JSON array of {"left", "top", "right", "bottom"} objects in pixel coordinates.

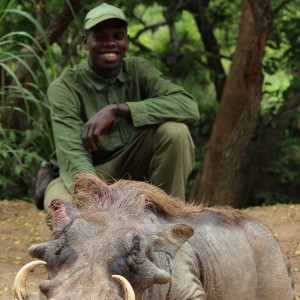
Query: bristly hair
[
  {"left": 73, "top": 173, "right": 119, "bottom": 211},
  {"left": 49, "top": 199, "right": 77, "bottom": 232},
  {"left": 69, "top": 173, "right": 246, "bottom": 225}
]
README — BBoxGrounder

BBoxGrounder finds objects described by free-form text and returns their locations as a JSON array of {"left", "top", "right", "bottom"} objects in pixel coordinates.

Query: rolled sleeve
[{"left": 125, "top": 58, "right": 199, "bottom": 127}]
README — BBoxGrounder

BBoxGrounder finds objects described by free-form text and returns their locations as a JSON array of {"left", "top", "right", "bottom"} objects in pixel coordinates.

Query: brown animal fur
[{"left": 69, "top": 173, "right": 246, "bottom": 225}]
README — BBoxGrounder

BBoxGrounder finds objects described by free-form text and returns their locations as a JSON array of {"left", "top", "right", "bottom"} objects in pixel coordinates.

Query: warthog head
[{"left": 14, "top": 175, "right": 195, "bottom": 299}]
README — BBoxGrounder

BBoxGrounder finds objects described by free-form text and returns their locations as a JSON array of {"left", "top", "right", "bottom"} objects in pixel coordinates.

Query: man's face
[{"left": 83, "top": 19, "right": 129, "bottom": 78}]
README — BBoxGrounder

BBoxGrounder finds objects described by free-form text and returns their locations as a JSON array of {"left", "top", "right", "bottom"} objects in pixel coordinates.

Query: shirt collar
[{"left": 83, "top": 62, "right": 128, "bottom": 91}]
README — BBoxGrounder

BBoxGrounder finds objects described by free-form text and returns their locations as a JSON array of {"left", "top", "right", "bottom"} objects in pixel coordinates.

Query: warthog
[{"left": 14, "top": 174, "right": 295, "bottom": 300}]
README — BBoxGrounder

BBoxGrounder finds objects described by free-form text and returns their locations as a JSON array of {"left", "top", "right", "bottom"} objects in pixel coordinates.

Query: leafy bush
[{"left": 0, "top": 5, "right": 55, "bottom": 199}]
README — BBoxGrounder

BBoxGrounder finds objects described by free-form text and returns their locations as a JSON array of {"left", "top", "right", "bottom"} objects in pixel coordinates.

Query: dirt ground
[{"left": 0, "top": 200, "right": 299, "bottom": 300}]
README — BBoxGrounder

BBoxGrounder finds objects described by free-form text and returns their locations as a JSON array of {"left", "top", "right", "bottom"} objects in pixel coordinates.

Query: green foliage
[
  {"left": 257, "top": 192, "right": 296, "bottom": 206},
  {"left": 268, "top": 131, "right": 300, "bottom": 179},
  {"left": 0, "top": 3, "right": 56, "bottom": 199},
  {"left": 268, "top": 1, "right": 300, "bottom": 69},
  {"left": 0, "top": 125, "right": 41, "bottom": 199},
  {"left": 254, "top": 82, "right": 300, "bottom": 206},
  {"left": 253, "top": 129, "right": 300, "bottom": 206}
]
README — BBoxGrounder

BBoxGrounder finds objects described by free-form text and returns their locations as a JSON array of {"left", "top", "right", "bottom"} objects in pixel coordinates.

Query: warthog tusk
[
  {"left": 13, "top": 260, "right": 47, "bottom": 300},
  {"left": 112, "top": 275, "right": 135, "bottom": 300}
]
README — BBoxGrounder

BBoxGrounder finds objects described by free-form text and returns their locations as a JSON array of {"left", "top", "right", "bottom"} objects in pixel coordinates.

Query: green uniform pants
[{"left": 44, "top": 121, "right": 195, "bottom": 208}]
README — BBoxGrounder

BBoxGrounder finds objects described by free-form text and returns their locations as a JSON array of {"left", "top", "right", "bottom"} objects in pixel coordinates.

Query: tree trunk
[{"left": 189, "top": 0, "right": 273, "bottom": 208}]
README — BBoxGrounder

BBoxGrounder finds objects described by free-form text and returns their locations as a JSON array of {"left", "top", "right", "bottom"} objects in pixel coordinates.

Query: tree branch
[
  {"left": 132, "top": 21, "right": 168, "bottom": 40},
  {"left": 185, "top": 0, "right": 227, "bottom": 101},
  {"left": 273, "top": 0, "right": 293, "bottom": 14}
]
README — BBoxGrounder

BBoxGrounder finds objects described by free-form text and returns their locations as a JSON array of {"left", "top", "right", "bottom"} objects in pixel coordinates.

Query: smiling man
[{"left": 42, "top": 3, "right": 199, "bottom": 208}]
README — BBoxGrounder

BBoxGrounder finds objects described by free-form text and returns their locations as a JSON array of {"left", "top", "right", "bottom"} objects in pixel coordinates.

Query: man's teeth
[{"left": 102, "top": 53, "right": 117, "bottom": 58}]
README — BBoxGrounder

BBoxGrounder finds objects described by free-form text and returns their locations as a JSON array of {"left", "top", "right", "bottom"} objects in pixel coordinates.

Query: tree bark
[{"left": 190, "top": 0, "right": 273, "bottom": 208}]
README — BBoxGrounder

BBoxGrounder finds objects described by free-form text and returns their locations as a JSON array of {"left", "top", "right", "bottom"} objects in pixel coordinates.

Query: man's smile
[{"left": 101, "top": 52, "right": 119, "bottom": 59}]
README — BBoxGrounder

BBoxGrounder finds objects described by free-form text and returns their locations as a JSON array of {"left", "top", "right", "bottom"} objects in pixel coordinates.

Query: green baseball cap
[{"left": 84, "top": 3, "right": 127, "bottom": 30}]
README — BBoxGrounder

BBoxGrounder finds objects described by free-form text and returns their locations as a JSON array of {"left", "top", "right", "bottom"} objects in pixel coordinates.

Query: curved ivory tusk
[
  {"left": 112, "top": 275, "right": 135, "bottom": 300},
  {"left": 13, "top": 260, "right": 47, "bottom": 300}
]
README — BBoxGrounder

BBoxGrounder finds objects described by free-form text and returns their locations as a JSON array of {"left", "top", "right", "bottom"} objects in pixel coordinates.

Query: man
[{"left": 40, "top": 3, "right": 199, "bottom": 209}]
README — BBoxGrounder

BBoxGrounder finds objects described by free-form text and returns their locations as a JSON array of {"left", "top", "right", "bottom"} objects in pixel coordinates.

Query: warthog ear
[
  {"left": 49, "top": 199, "right": 79, "bottom": 232},
  {"left": 152, "top": 224, "right": 194, "bottom": 258}
]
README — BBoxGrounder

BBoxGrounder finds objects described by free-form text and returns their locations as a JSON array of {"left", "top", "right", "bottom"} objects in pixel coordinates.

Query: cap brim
[{"left": 85, "top": 15, "right": 128, "bottom": 30}]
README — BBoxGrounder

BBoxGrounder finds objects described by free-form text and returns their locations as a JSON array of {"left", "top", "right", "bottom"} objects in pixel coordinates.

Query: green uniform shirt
[{"left": 48, "top": 57, "right": 199, "bottom": 192}]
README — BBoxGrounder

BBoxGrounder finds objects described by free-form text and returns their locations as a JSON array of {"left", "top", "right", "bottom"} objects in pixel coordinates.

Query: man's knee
[
  {"left": 44, "top": 177, "right": 73, "bottom": 209},
  {"left": 150, "top": 122, "right": 195, "bottom": 200},
  {"left": 153, "top": 121, "right": 195, "bottom": 169},
  {"left": 156, "top": 121, "right": 191, "bottom": 142},
  {"left": 155, "top": 122, "right": 194, "bottom": 153}
]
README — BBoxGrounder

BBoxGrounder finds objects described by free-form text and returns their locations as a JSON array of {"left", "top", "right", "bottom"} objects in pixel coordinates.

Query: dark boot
[{"left": 33, "top": 161, "right": 55, "bottom": 210}]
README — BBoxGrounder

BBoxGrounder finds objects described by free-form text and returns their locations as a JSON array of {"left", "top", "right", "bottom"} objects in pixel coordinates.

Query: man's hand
[
  {"left": 82, "top": 103, "right": 131, "bottom": 152},
  {"left": 82, "top": 104, "right": 117, "bottom": 152}
]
